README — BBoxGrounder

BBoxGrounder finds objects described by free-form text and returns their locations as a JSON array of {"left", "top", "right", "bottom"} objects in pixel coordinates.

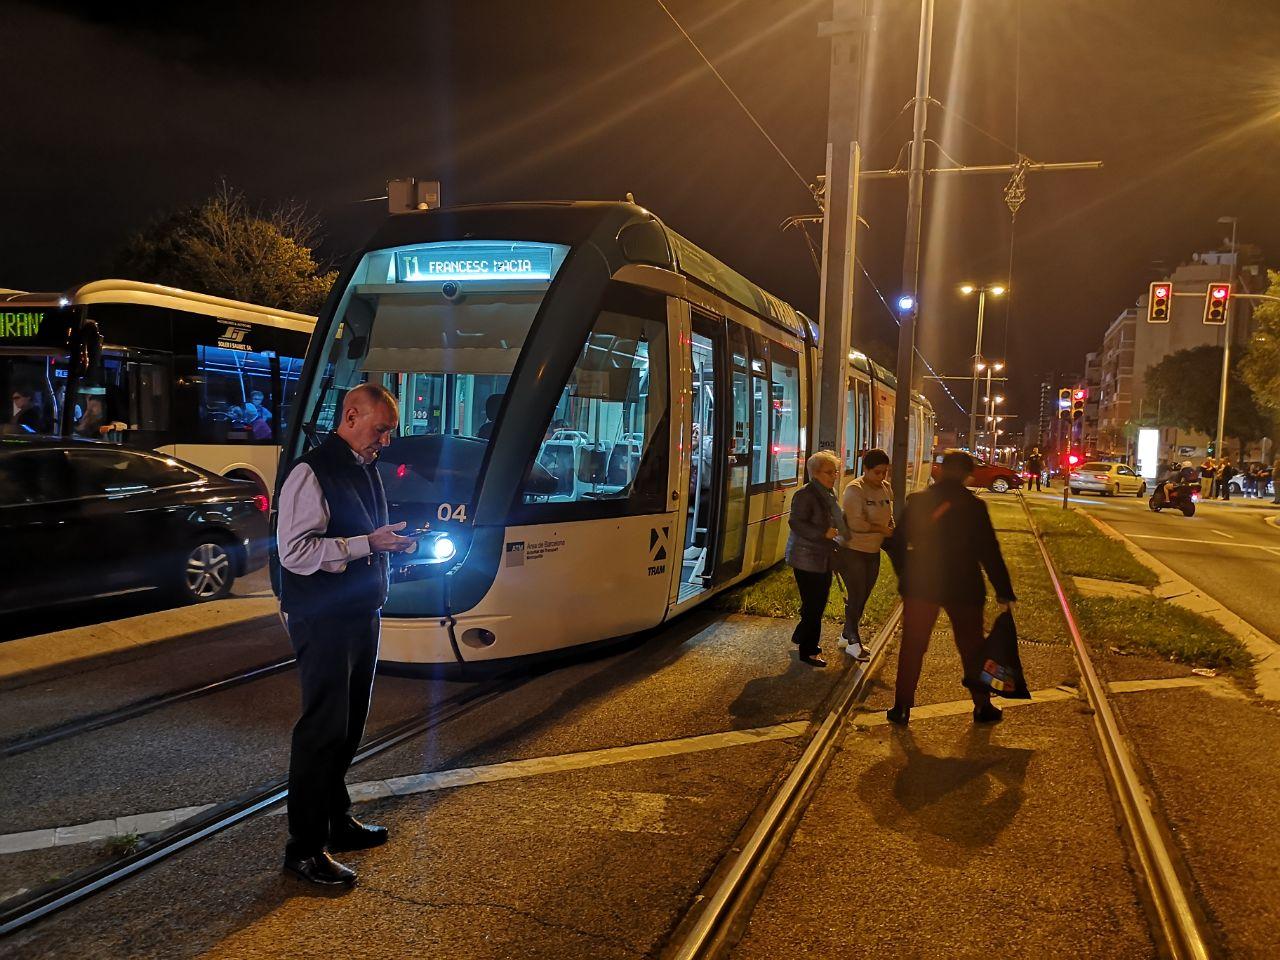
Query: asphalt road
[{"left": 1027, "top": 489, "right": 1280, "bottom": 642}]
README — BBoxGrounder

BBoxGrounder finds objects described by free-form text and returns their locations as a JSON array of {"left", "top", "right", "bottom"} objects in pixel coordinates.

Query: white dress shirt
[{"left": 277, "top": 448, "right": 374, "bottom": 575}]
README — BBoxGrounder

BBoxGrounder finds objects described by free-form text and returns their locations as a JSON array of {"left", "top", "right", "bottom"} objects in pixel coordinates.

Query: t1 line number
[{"left": 436, "top": 502, "right": 467, "bottom": 522}]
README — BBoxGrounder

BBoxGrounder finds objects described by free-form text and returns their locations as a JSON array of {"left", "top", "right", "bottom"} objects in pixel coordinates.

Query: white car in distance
[{"left": 1069, "top": 461, "right": 1148, "bottom": 497}]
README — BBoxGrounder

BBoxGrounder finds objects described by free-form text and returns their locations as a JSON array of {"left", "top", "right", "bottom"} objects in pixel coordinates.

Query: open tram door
[{"left": 678, "top": 313, "right": 750, "bottom": 602}]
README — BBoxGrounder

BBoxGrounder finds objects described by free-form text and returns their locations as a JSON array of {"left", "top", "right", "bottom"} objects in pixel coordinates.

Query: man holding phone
[{"left": 276, "top": 382, "right": 417, "bottom": 887}]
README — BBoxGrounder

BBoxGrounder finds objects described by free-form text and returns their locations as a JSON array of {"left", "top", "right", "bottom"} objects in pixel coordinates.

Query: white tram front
[{"left": 280, "top": 202, "right": 933, "bottom": 672}]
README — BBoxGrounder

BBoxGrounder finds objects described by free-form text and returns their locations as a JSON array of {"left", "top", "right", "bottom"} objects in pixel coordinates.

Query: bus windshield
[{"left": 298, "top": 240, "right": 571, "bottom": 511}]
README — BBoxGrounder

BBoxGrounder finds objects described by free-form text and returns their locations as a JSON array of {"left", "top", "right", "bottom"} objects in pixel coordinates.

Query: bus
[{"left": 1, "top": 280, "right": 315, "bottom": 498}]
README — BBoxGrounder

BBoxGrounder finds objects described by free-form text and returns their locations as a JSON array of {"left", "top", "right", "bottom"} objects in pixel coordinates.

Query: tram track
[
  {"left": 663, "top": 602, "right": 904, "bottom": 960},
  {"left": 666, "top": 492, "right": 1216, "bottom": 960},
  {"left": 0, "top": 670, "right": 529, "bottom": 936},
  {"left": 0, "top": 657, "right": 297, "bottom": 760},
  {"left": 1015, "top": 492, "right": 1215, "bottom": 960}
]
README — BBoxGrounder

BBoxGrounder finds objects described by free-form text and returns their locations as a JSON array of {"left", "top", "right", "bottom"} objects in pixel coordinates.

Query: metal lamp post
[{"left": 962, "top": 283, "right": 1006, "bottom": 452}]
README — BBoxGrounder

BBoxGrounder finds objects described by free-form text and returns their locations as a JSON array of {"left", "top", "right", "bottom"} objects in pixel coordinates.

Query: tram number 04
[{"left": 436, "top": 502, "right": 468, "bottom": 523}]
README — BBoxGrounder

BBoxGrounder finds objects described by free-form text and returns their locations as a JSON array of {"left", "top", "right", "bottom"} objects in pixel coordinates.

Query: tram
[{"left": 281, "top": 201, "right": 934, "bottom": 671}]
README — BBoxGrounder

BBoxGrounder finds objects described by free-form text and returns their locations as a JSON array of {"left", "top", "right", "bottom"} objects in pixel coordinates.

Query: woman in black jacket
[{"left": 785, "top": 450, "right": 848, "bottom": 667}]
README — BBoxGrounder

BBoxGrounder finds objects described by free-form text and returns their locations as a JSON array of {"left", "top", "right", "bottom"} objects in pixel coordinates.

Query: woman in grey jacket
[
  {"left": 837, "top": 448, "right": 893, "bottom": 662},
  {"left": 785, "top": 450, "right": 848, "bottom": 667}
]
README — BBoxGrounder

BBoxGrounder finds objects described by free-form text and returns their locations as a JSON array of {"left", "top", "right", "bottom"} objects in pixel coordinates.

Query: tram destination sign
[
  {"left": 0, "top": 307, "right": 75, "bottom": 348},
  {"left": 395, "top": 242, "right": 556, "bottom": 283}
]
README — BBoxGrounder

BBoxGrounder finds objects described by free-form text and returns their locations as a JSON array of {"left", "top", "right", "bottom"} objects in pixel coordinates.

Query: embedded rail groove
[
  {"left": 664, "top": 602, "right": 904, "bottom": 960},
  {"left": 1, "top": 658, "right": 299, "bottom": 759},
  {"left": 1016, "top": 492, "right": 1213, "bottom": 960},
  {"left": 0, "top": 673, "right": 527, "bottom": 936}
]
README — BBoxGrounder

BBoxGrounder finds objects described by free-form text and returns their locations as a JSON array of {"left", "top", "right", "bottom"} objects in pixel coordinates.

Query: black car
[{"left": 0, "top": 438, "right": 269, "bottom": 614}]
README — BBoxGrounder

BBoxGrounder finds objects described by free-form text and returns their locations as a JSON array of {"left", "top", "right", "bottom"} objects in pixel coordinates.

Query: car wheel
[
  {"left": 1137, "top": 483, "right": 1146, "bottom": 497},
  {"left": 990, "top": 477, "right": 1010, "bottom": 494},
  {"left": 1070, "top": 487, "right": 1080, "bottom": 495},
  {"left": 179, "top": 538, "right": 236, "bottom": 603}
]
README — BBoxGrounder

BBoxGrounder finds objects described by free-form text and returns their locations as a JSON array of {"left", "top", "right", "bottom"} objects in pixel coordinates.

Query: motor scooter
[{"left": 1149, "top": 479, "right": 1197, "bottom": 516}]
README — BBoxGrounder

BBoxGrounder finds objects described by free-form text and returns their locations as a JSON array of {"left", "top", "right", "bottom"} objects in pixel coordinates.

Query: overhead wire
[
  {"left": 655, "top": 0, "right": 963, "bottom": 416},
  {"left": 654, "top": 0, "right": 817, "bottom": 204}
]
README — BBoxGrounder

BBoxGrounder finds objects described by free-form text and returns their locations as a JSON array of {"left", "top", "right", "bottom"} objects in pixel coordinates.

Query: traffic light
[
  {"left": 1067, "top": 452, "right": 1081, "bottom": 467},
  {"left": 1057, "top": 388, "right": 1071, "bottom": 419},
  {"left": 1147, "top": 281, "right": 1172, "bottom": 323},
  {"left": 1204, "top": 282, "right": 1230, "bottom": 325},
  {"left": 1072, "top": 388, "right": 1086, "bottom": 422}
]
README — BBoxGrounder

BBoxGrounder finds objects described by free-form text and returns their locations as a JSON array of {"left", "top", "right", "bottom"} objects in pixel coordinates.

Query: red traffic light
[
  {"left": 1212, "top": 286, "right": 1228, "bottom": 299},
  {"left": 1067, "top": 453, "right": 1081, "bottom": 466},
  {"left": 1073, "top": 389, "right": 1086, "bottom": 401},
  {"left": 1154, "top": 285, "right": 1169, "bottom": 298}
]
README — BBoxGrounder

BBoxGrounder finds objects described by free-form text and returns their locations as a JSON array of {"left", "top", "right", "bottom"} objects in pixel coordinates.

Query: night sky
[{"left": 4, "top": 0, "right": 1280, "bottom": 428}]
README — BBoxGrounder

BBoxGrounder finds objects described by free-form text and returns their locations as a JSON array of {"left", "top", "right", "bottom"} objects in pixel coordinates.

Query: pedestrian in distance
[
  {"left": 1272, "top": 455, "right": 1280, "bottom": 504},
  {"left": 886, "top": 449, "right": 1017, "bottom": 726},
  {"left": 1025, "top": 447, "right": 1044, "bottom": 492},
  {"left": 1200, "top": 457, "right": 1215, "bottom": 500},
  {"left": 1218, "top": 458, "right": 1235, "bottom": 500},
  {"left": 277, "top": 382, "right": 417, "bottom": 887},
  {"left": 785, "top": 449, "right": 849, "bottom": 668},
  {"left": 836, "top": 448, "right": 893, "bottom": 663}
]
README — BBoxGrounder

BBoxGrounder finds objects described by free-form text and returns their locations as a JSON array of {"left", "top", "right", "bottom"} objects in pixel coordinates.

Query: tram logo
[
  {"left": 647, "top": 526, "right": 670, "bottom": 577},
  {"left": 216, "top": 323, "right": 253, "bottom": 351},
  {"left": 504, "top": 541, "right": 525, "bottom": 567}
]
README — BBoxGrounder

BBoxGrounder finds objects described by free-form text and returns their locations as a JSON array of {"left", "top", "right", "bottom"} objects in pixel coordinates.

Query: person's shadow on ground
[{"left": 856, "top": 725, "right": 1034, "bottom": 865}]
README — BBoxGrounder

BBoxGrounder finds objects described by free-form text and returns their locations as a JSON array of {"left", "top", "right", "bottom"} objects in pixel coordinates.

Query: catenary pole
[
  {"left": 816, "top": 2, "right": 870, "bottom": 466},
  {"left": 967, "top": 288, "right": 987, "bottom": 452},
  {"left": 891, "top": 0, "right": 935, "bottom": 514}
]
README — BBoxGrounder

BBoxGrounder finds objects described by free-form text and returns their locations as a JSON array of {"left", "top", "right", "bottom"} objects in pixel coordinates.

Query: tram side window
[
  {"left": 769, "top": 347, "right": 800, "bottom": 483},
  {"left": 193, "top": 346, "right": 277, "bottom": 444},
  {"left": 521, "top": 286, "right": 669, "bottom": 515},
  {"left": 844, "top": 383, "right": 858, "bottom": 471}
]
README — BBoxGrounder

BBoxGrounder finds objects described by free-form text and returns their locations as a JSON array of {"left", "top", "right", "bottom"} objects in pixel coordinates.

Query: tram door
[
  {"left": 715, "top": 326, "right": 751, "bottom": 581},
  {"left": 681, "top": 323, "right": 719, "bottom": 601}
]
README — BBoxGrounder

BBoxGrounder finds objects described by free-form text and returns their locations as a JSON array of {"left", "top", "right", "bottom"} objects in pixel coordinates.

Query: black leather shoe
[
  {"left": 328, "top": 815, "right": 389, "bottom": 852},
  {"left": 799, "top": 654, "right": 827, "bottom": 668},
  {"left": 284, "top": 851, "right": 356, "bottom": 887},
  {"left": 973, "top": 704, "right": 1004, "bottom": 724},
  {"left": 886, "top": 705, "right": 911, "bottom": 726}
]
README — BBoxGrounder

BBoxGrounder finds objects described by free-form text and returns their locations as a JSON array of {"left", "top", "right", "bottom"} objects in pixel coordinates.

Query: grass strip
[
  {"left": 985, "top": 498, "right": 1071, "bottom": 648},
  {"left": 1027, "top": 504, "right": 1158, "bottom": 587},
  {"left": 709, "top": 557, "right": 898, "bottom": 634},
  {"left": 1026, "top": 501, "right": 1249, "bottom": 671}
]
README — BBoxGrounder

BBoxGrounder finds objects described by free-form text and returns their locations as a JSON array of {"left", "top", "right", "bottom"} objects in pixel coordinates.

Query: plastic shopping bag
[{"left": 973, "top": 610, "right": 1031, "bottom": 699}]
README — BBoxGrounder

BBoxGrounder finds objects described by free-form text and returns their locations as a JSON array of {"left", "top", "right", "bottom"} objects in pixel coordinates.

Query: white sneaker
[
  {"left": 846, "top": 641, "right": 870, "bottom": 662},
  {"left": 837, "top": 635, "right": 851, "bottom": 650}
]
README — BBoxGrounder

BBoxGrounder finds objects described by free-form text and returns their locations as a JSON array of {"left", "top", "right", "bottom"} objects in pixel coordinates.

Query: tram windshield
[{"left": 297, "top": 241, "right": 572, "bottom": 509}]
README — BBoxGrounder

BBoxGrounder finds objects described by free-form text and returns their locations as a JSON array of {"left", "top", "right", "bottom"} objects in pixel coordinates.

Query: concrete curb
[
  {"left": 1078, "top": 509, "right": 1280, "bottom": 701},
  {"left": 0, "top": 596, "right": 280, "bottom": 683},
  {"left": 1266, "top": 515, "right": 1279, "bottom": 531}
]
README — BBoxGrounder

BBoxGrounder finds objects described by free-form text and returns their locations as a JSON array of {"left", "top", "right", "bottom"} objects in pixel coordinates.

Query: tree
[
  {"left": 1241, "top": 269, "right": 1280, "bottom": 420},
  {"left": 115, "top": 181, "right": 337, "bottom": 314},
  {"left": 1144, "top": 345, "right": 1271, "bottom": 445}
]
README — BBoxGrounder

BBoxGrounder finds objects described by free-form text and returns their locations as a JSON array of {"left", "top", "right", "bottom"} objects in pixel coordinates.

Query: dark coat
[
  {"left": 785, "top": 480, "right": 844, "bottom": 573},
  {"left": 897, "top": 478, "right": 1016, "bottom": 606}
]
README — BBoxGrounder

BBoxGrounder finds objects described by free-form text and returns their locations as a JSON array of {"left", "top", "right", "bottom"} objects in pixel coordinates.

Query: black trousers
[
  {"left": 792, "top": 568, "right": 832, "bottom": 656},
  {"left": 1031, "top": 472, "right": 1042, "bottom": 491},
  {"left": 286, "top": 612, "right": 380, "bottom": 856},
  {"left": 836, "top": 548, "right": 881, "bottom": 642}
]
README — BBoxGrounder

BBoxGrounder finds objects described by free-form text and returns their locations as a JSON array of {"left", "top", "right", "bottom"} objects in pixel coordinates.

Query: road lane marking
[
  {"left": 1212, "top": 529, "right": 1235, "bottom": 539},
  {"left": 1128, "top": 533, "right": 1280, "bottom": 553},
  {"left": 0, "top": 671, "right": 1250, "bottom": 859}
]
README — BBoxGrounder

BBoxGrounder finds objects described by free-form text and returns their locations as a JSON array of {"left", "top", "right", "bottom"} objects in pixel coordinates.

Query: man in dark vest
[
  {"left": 277, "top": 382, "right": 415, "bottom": 886},
  {"left": 887, "top": 449, "right": 1016, "bottom": 726}
]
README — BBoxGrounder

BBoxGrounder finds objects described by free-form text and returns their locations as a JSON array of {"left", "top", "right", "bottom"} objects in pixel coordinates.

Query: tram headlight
[{"left": 430, "top": 534, "right": 457, "bottom": 562}]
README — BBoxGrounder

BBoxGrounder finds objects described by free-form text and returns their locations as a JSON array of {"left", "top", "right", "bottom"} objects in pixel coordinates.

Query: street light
[
  {"left": 981, "top": 361, "right": 1006, "bottom": 459},
  {"left": 1213, "top": 216, "right": 1238, "bottom": 461},
  {"left": 961, "top": 283, "right": 1008, "bottom": 453}
]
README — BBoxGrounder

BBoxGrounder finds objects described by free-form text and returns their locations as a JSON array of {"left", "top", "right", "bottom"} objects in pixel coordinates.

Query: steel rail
[
  {"left": 1, "top": 658, "right": 298, "bottom": 759},
  {"left": 665, "top": 602, "right": 904, "bottom": 960},
  {"left": 0, "top": 673, "right": 525, "bottom": 935},
  {"left": 1017, "top": 493, "right": 1212, "bottom": 960}
]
